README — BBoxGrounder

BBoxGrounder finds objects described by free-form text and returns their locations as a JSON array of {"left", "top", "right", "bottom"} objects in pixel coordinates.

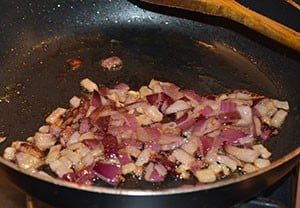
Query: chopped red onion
[
  {"left": 220, "top": 101, "right": 237, "bottom": 113},
  {"left": 82, "top": 139, "right": 101, "bottom": 149},
  {"left": 199, "top": 136, "right": 214, "bottom": 156},
  {"left": 49, "top": 125, "right": 62, "bottom": 138},
  {"left": 79, "top": 118, "right": 90, "bottom": 134},
  {"left": 220, "top": 128, "right": 247, "bottom": 144},
  {"left": 101, "top": 134, "right": 119, "bottom": 158},
  {"left": 199, "top": 106, "right": 213, "bottom": 118},
  {"left": 91, "top": 115, "right": 110, "bottom": 133},
  {"left": 3, "top": 78, "right": 289, "bottom": 186},
  {"left": 144, "top": 141, "right": 161, "bottom": 153},
  {"left": 146, "top": 92, "right": 174, "bottom": 113},
  {"left": 90, "top": 91, "right": 102, "bottom": 108},
  {"left": 114, "top": 83, "right": 130, "bottom": 91},
  {"left": 175, "top": 112, "right": 196, "bottom": 131},
  {"left": 183, "top": 90, "right": 203, "bottom": 105},
  {"left": 93, "top": 162, "right": 122, "bottom": 186},
  {"left": 192, "top": 117, "right": 208, "bottom": 136},
  {"left": 75, "top": 164, "right": 96, "bottom": 185},
  {"left": 121, "top": 138, "right": 143, "bottom": 150},
  {"left": 144, "top": 162, "right": 167, "bottom": 182},
  {"left": 122, "top": 113, "right": 139, "bottom": 131},
  {"left": 260, "top": 128, "right": 272, "bottom": 140},
  {"left": 117, "top": 151, "right": 132, "bottom": 165}
]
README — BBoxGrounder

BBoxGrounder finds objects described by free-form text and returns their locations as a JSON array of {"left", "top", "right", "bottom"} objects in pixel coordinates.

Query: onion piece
[
  {"left": 33, "top": 132, "right": 57, "bottom": 152},
  {"left": 224, "top": 145, "right": 260, "bottom": 163},
  {"left": 3, "top": 147, "right": 16, "bottom": 160},
  {"left": 180, "top": 139, "right": 198, "bottom": 155},
  {"left": 100, "top": 56, "right": 123, "bottom": 71},
  {"left": 252, "top": 144, "right": 271, "bottom": 159},
  {"left": 254, "top": 158, "right": 271, "bottom": 168},
  {"left": 165, "top": 100, "right": 191, "bottom": 114},
  {"left": 159, "top": 134, "right": 186, "bottom": 151},
  {"left": 136, "top": 127, "right": 161, "bottom": 142},
  {"left": 254, "top": 98, "right": 277, "bottom": 119},
  {"left": 139, "top": 86, "right": 153, "bottom": 97},
  {"left": 80, "top": 78, "right": 99, "bottom": 92},
  {"left": 15, "top": 152, "right": 43, "bottom": 170},
  {"left": 182, "top": 90, "right": 203, "bottom": 106},
  {"left": 101, "top": 134, "right": 119, "bottom": 158},
  {"left": 69, "top": 96, "right": 81, "bottom": 108},
  {"left": 175, "top": 112, "right": 196, "bottom": 131},
  {"left": 208, "top": 162, "right": 222, "bottom": 174},
  {"left": 118, "top": 150, "right": 132, "bottom": 165},
  {"left": 243, "top": 163, "right": 258, "bottom": 173},
  {"left": 144, "top": 105, "right": 163, "bottom": 122},
  {"left": 199, "top": 106, "right": 214, "bottom": 118},
  {"left": 121, "top": 138, "right": 143, "bottom": 150},
  {"left": 12, "top": 141, "right": 44, "bottom": 158},
  {"left": 144, "top": 142, "right": 161, "bottom": 153},
  {"left": 220, "top": 128, "right": 247, "bottom": 144},
  {"left": 82, "top": 139, "right": 101, "bottom": 149},
  {"left": 75, "top": 164, "right": 96, "bottom": 185},
  {"left": 45, "top": 145, "right": 62, "bottom": 164},
  {"left": 146, "top": 92, "right": 174, "bottom": 113},
  {"left": 216, "top": 155, "right": 238, "bottom": 171},
  {"left": 158, "top": 134, "right": 183, "bottom": 145},
  {"left": 172, "top": 148, "right": 195, "bottom": 165},
  {"left": 46, "top": 107, "right": 67, "bottom": 125},
  {"left": 271, "top": 99, "right": 289, "bottom": 110},
  {"left": 218, "top": 111, "right": 241, "bottom": 123},
  {"left": 125, "top": 146, "right": 141, "bottom": 158},
  {"left": 49, "top": 159, "right": 73, "bottom": 178},
  {"left": 144, "top": 162, "right": 167, "bottom": 182},
  {"left": 220, "top": 100, "right": 237, "bottom": 113},
  {"left": 236, "top": 105, "right": 252, "bottom": 126},
  {"left": 121, "top": 163, "right": 137, "bottom": 175},
  {"left": 93, "top": 161, "right": 122, "bottom": 186},
  {"left": 253, "top": 116, "right": 262, "bottom": 137},
  {"left": 194, "top": 168, "right": 216, "bottom": 183},
  {"left": 122, "top": 113, "right": 139, "bottom": 131},
  {"left": 135, "top": 148, "right": 154, "bottom": 166},
  {"left": 192, "top": 117, "right": 208, "bottom": 137},
  {"left": 199, "top": 135, "right": 214, "bottom": 156},
  {"left": 271, "top": 109, "right": 288, "bottom": 128},
  {"left": 67, "top": 131, "right": 80, "bottom": 146}
]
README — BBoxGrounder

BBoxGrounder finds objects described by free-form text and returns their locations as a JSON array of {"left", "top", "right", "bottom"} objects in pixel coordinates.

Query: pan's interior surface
[{"left": 0, "top": 0, "right": 299, "bottom": 191}]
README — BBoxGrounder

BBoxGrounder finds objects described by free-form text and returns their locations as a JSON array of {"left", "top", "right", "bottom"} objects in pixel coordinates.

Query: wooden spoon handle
[{"left": 141, "top": 0, "right": 300, "bottom": 51}]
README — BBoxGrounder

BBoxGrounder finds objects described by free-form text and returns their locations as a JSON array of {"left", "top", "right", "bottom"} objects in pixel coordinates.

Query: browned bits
[{"left": 67, "top": 58, "right": 83, "bottom": 71}]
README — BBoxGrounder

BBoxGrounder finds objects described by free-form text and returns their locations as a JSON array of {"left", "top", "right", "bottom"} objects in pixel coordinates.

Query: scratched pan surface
[{"left": 0, "top": 0, "right": 299, "bottom": 207}]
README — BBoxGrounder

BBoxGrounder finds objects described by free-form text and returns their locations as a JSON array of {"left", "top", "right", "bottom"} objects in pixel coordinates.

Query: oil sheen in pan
[{"left": 0, "top": 29, "right": 283, "bottom": 188}]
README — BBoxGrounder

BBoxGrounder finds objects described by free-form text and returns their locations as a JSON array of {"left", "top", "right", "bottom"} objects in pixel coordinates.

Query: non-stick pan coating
[{"left": 0, "top": 0, "right": 299, "bottom": 207}]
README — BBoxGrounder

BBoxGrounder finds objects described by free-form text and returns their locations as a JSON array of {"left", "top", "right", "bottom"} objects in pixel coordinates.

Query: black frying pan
[{"left": 0, "top": 0, "right": 299, "bottom": 207}]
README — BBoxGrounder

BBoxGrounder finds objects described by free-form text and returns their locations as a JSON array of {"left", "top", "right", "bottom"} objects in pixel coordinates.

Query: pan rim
[{"left": 0, "top": 146, "right": 299, "bottom": 196}]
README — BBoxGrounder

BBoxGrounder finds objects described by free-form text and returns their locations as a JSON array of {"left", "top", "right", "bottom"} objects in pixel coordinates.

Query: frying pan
[{"left": 0, "top": 0, "right": 299, "bottom": 207}]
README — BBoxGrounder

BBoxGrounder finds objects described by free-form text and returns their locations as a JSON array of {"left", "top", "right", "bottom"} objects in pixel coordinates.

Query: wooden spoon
[{"left": 139, "top": 0, "right": 300, "bottom": 52}]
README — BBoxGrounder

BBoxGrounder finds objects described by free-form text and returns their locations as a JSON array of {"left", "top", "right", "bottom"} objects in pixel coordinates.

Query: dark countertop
[
  {"left": 0, "top": 173, "right": 26, "bottom": 208},
  {"left": 0, "top": 172, "right": 51, "bottom": 208}
]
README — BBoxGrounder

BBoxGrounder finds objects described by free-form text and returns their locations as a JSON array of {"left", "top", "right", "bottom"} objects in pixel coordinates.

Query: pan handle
[{"left": 139, "top": 0, "right": 300, "bottom": 52}]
